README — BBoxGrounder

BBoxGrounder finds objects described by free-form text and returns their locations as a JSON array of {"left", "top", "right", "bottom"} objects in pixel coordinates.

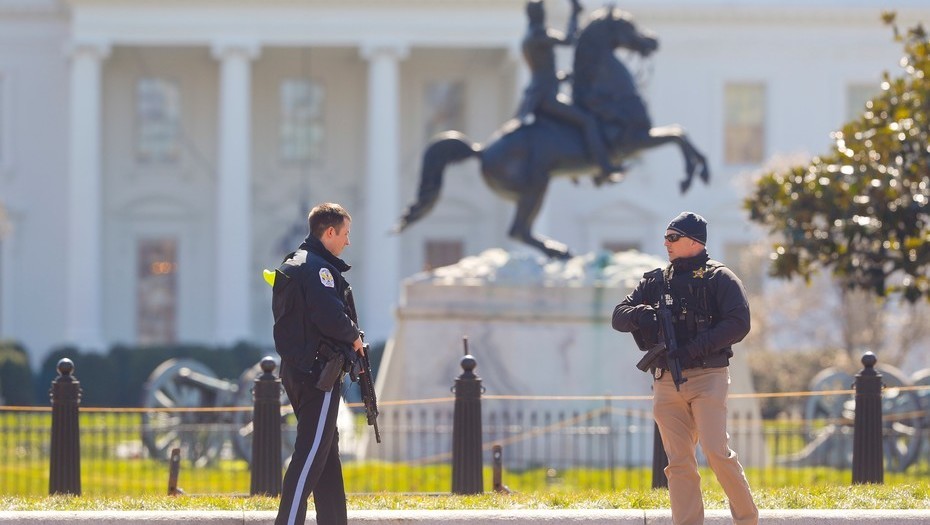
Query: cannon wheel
[
  {"left": 803, "top": 364, "right": 922, "bottom": 471},
  {"left": 230, "top": 358, "right": 296, "bottom": 465},
  {"left": 879, "top": 364, "right": 924, "bottom": 471},
  {"left": 141, "top": 358, "right": 227, "bottom": 468},
  {"left": 803, "top": 367, "right": 854, "bottom": 436},
  {"left": 910, "top": 368, "right": 930, "bottom": 429}
]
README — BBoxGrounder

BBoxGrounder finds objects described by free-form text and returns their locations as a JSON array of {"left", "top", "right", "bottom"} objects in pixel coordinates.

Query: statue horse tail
[{"left": 395, "top": 131, "right": 481, "bottom": 232}]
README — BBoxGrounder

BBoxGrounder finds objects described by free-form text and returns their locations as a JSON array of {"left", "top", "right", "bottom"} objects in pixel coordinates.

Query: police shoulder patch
[{"left": 319, "top": 267, "right": 335, "bottom": 288}]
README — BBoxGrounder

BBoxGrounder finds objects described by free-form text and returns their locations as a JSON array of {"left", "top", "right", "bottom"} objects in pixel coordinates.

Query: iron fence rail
[{"left": 2, "top": 389, "right": 929, "bottom": 497}]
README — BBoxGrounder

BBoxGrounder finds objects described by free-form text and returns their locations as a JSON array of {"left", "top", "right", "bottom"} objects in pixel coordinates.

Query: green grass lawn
[
  {"left": 4, "top": 410, "right": 929, "bottom": 502},
  {"left": 3, "top": 482, "right": 930, "bottom": 511}
]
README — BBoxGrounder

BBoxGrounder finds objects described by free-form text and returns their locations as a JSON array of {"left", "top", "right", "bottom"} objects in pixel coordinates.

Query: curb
[{"left": 1, "top": 509, "right": 930, "bottom": 524}]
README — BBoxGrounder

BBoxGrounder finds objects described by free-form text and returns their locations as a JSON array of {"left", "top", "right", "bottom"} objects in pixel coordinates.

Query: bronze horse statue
[{"left": 396, "top": 7, "right": 709, "bottom": 259}]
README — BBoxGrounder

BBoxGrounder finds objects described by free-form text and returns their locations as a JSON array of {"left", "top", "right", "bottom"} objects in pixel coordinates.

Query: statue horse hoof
[
  {"left": 593, "top": 171, "right": 626, "bottom": 187},
  {"left": 541, "top": 240, "right": 572, "bottom": 260}
]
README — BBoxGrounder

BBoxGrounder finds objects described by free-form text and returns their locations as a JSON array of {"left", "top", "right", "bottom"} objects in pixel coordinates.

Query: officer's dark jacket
[
  {"left": 271, "top": 234, "right": 360, "bottom": 373},
  {"left": 612, "top": 251, "right": 750, "bottom": 370}
]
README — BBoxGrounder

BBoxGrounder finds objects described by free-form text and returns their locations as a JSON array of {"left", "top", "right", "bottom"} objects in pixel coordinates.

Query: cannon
[
  {"left": 140, "top": 357, "right": 296, "bottom": 467},
  {"left": 780, "top": 363, "right": 925, "bottom": 472}
]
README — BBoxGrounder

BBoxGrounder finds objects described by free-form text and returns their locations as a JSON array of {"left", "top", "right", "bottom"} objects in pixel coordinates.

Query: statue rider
[{"left": 516, "top": 0, "right": 624, "bottom": 182}]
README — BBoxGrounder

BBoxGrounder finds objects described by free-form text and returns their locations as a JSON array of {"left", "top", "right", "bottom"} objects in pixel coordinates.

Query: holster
[
  {"left": 314, "top": 339, "right": 357, "bottom": 392},
  {"left": 315, "top": 354, "right": 345, "bottom": 392}
]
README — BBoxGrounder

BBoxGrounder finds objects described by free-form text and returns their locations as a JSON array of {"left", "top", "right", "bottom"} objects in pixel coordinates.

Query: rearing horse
[{"left": 396, "top": 7, "right": 709, "bottom": 259}]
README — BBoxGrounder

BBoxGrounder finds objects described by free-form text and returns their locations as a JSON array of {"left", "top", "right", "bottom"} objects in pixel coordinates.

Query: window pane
[
  {"left": 136, "top": 78, "right": 181, "bottom": 163},
  {"left": 424, "top": 239, "right": 464, "bottom": 271},
  {"left": 846, "top": 83, "right": 879, "bottom": 121},
  {"left": 424, "top": 80, "right": 464, "bottom": 139},
  {"left": 280, "top": 79, "right": 324, "bottom": 163},
  {"left": 137, "top": 238, "right": 178, "bottom": 344},
  {"left": 724, "top": 83, "right": 765, "bottom": 165}
]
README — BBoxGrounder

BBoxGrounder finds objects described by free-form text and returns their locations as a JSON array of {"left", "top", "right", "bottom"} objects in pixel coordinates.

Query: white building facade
[{"left": 0, "top": 0, "right": 927, "bottom": 365}]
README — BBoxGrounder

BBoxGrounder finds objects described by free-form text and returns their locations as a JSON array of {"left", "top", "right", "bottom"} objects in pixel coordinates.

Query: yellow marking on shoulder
[{"left": 263, "top": 269, "right": 275, "bottom": 287}]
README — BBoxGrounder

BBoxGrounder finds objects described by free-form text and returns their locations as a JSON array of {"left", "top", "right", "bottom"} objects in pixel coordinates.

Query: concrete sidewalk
[{"left": 2, "top": 509, "right": 930, "bottom": 524}]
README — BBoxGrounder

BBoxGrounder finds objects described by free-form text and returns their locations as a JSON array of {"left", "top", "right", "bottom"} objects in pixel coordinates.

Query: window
[
  {"left": 846, "top": 83, "right": 879, "bottom": 121},
  {"left": 280, "top": 79, "right": 324, "bottom": 163},
  {"left": 424, "top": 239, "right": 464, "bottom": 271},
  {"left": 424, "top": 80, "right": 464, "bottom": 139},
  {"left": 136, "top": 78, "right": 181, "bottom": 163},
  {"left": 137, "top": 238, "right": 178, "bottom": 344},
  {"left": 602, "top": 241, "right": 641, "bottom": 253},
  {"left": 724, "top": 83, "right": 766, "bottom": 165}
]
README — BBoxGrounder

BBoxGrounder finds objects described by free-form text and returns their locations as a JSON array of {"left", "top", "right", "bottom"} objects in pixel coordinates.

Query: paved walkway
[{"left": 2, "top": 509, "right": 930, "bottom": 524}]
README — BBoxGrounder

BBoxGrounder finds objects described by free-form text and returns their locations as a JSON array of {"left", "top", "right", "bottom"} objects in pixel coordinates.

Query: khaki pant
[{"left": 653, "top": 367, "right": 758, "bottom": 525}]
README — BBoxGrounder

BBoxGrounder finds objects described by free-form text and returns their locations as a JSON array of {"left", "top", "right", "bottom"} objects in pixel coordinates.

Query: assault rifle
[
  {"left": 345, "top": 288, "right": 381, "bottom": 444},
  {"left": 634, "top": 272, "right": 688, "bottom": 391},
  {"left": 350, "top": 341, "right": 381, "bottom": 444}
]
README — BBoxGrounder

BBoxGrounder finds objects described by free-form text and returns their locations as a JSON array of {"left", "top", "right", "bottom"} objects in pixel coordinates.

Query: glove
[
  {"left": 339, "top": 344, "right": 359, "bottom": 373},
  {"left": 637, "top": 306, "right": 659, "bottom": 348},
  {"left": 681, "top": 341, "right": 704, "bottom": 360}
]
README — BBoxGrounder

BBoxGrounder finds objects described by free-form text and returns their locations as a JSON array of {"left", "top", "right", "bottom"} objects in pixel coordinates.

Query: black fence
[{"left": 1, "top": 351, "right": 928, "bottom": 497}]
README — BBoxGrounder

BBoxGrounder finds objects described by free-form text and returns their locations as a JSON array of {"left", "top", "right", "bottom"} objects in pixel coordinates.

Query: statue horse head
[
  {"left": 573, "top": 7, "right": 658, "bottom": 127},
  {"left": 396, "top": 6, "right": 710, "bottom": 259}
]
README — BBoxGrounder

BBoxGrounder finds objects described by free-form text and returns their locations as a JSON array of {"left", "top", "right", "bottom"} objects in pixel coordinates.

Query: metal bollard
[
  {"left": 250, "top": 357, "right": 283, "bottom": 496},
  {"left": 651, "top": 422, "right": 669, "bottom": 489},
  {"left": 492, "top": 444, "right": 512, "bottom": 494},
  {"left": 451, "top": 337, "right": 483, "bottom": 494},
  {"left": 167, "top": 447, "right": 183, "bottom": 496},
  {"left": 852, "top": 351, "right": 884, "bottom": 484},
  {"left": 49, "top": 358, "right": 82, "bottom": 496}
]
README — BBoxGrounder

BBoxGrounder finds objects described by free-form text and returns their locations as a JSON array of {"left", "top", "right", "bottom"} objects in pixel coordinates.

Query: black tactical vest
[{"left": 664, "top": 260, "right": 732, "bottom": 369}]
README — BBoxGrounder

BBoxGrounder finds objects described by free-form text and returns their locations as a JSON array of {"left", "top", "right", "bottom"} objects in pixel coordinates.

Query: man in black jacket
[
  {"left": 272, "top": 202, "right": 363, "bottom": 525},
  {"left": 612, "top": 212, "right": 758, "bottom": 525}
]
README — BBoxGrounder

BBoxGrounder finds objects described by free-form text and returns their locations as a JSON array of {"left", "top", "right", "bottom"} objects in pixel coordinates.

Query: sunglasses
[{"left": 664, "top": 233, "right": 685, "bottom": 242}]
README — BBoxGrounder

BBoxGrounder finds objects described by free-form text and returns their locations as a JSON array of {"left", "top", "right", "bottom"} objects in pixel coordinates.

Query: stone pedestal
[{"left": 371, "top": 249, "right": 765, "bottom": 468}]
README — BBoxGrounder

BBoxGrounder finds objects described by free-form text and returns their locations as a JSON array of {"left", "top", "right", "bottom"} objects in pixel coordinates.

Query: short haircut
[{"left": 308, "top": 203, "right": 351, "bottom": 239}]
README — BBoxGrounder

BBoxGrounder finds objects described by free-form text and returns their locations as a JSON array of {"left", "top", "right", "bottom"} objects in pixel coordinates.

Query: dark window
[
  {"left": 424, "top": 239, "right": 464, "bottom": 271},
  {"left": 137, "top": 238, "right": 178, "bottom": 344}
]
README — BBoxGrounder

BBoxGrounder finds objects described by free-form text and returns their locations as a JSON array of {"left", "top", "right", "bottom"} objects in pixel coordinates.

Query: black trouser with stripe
[{"left": 275, "top": 360, "right": 346, "bottom": 525}]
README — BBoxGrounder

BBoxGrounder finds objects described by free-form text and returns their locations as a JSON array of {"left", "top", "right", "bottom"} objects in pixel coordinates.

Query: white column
[
  {"left": 360, "top": 43, "right": 407, "bottom": 343},
  {"left": 211, "top": 40, "right": 260, "bottom": 344},
  {"left": 0, "top": 210, "right": 15, "bottom": 338},
  {"left": 65, "top": 39, "right": 110, "bottom": 350}
]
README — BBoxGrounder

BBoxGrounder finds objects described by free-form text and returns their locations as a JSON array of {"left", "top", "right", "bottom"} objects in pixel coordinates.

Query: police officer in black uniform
[
  {"left": 271, "top": 202, "right": 363, "bottom": 525},
  {"left": 612, "top": 211, "right": 758, "bottom": 525}
]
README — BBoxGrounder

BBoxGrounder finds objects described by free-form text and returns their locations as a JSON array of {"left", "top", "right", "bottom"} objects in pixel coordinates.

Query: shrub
[
  {"left": 35, "top": 342, "right": 271, "bottom": 407},
  {"left": 0, "top": 340, "right": 36, "bottom": 405}
]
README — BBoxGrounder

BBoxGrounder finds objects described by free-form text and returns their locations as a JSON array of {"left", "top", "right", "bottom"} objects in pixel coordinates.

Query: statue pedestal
[{"left": 373, "top": 249, "right": 765, "bottom": 468}]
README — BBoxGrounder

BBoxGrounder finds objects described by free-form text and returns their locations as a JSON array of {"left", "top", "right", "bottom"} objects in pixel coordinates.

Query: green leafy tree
[
  {"left": 745, "top": 14, "right": 930, "bottom": 303},
  {"left": 0, "top": 341, "right": 35, "bottom": 405}
]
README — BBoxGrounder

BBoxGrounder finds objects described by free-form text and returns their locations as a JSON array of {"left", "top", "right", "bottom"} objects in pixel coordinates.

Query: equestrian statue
[{"left": 396, "top": 0, "right": 710, "bottom": 259}]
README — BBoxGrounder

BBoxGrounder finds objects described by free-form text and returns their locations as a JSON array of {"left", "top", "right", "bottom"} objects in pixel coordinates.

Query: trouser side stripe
[{"left": 286, "top": 389, "right": 332, "bottom": 525}]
